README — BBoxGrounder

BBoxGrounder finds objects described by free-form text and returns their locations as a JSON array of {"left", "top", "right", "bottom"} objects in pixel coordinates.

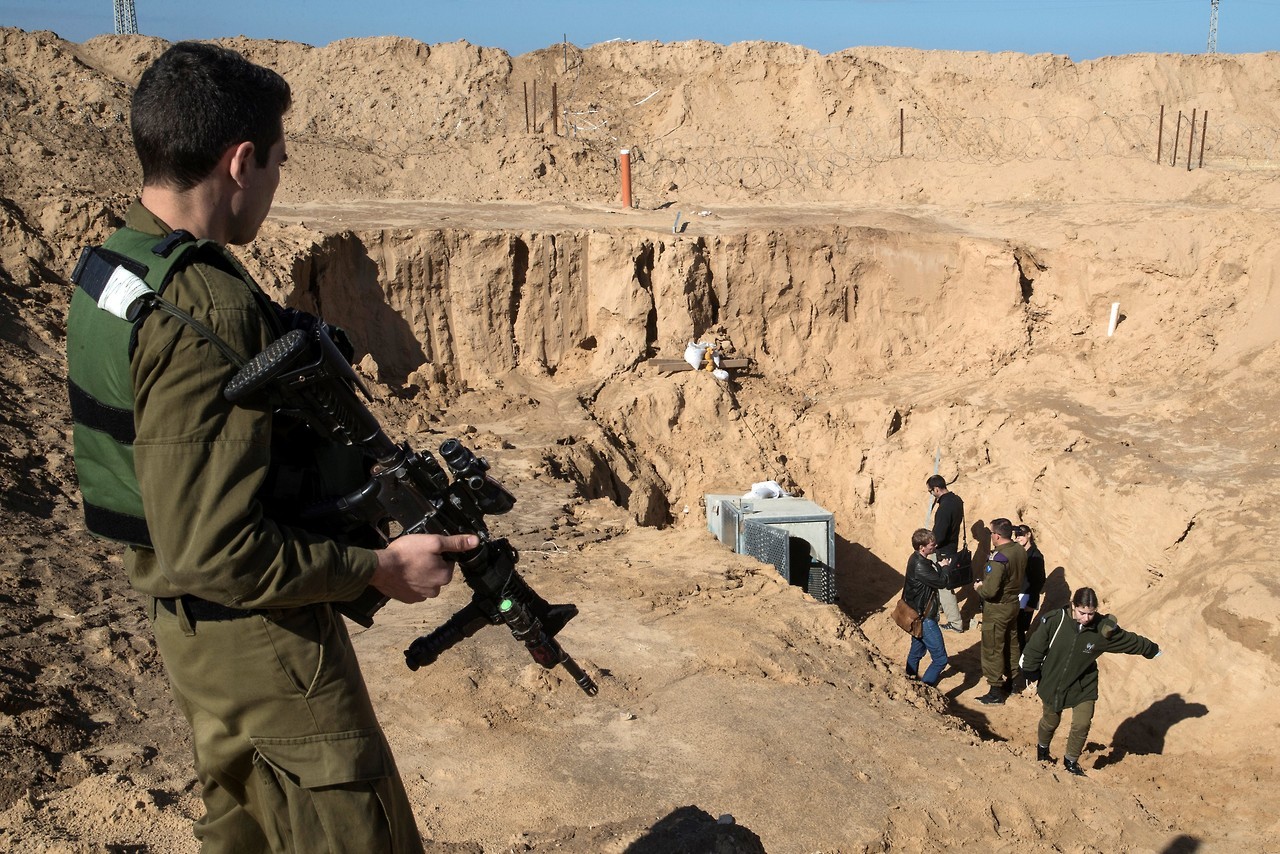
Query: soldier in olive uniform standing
[
  {"left": 66, "top": 43, "right": 476, "bottom": 852},
  {"left": 1020, "top": 587, "right": 1161, "bottom": 776},
  {"left": 972, "top": 518, "right": 1026, "bottom": 704}
]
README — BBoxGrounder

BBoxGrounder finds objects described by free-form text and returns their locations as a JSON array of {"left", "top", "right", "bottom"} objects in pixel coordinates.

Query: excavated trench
[
  {"left": 282, "top": 217, "right": 1279, "bottom": 763},
  {"left": 280, "top": 217, "right": 1041, "bottom": 567}
]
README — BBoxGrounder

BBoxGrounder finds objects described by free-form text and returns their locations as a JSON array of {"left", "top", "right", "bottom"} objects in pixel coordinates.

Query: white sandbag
[
  {"left": 742, "top": 480, "right": 789, "bottom": 500},
  {"left": 684, "top": 341, "right": 710, "bottom": 369}
]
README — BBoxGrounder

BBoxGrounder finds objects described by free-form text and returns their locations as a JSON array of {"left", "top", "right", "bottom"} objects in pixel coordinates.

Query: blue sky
[{"left": 2, "top": 1, "right": 1277, "bottom": 60}]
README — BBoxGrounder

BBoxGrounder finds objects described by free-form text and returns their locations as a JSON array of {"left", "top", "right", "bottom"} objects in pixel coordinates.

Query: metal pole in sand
[
  {"left": 1108, "top": 302, "right": 1121, "bottom": 337},
  {"left": 1187, "top": 109, "right": 1197, "bottom": 172},
  {"left": 1199, "top": 111, "right": 1209, "bottom": 168},
  {"left": 1156, "top": 105, "right": 1164, "bottom": 163}
]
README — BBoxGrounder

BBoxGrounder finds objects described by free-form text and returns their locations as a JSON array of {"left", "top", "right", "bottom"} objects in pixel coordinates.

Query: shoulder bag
[{"left": 892, "top": 590, "right": 936, "bottom": 638}]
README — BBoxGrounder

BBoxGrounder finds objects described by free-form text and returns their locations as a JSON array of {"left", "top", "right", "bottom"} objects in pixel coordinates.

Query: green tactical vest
[
  {"left": 67, "top": 227, "right": 247, "bottom": 547},
  {"left": 68, "top": 227, "right": 378, "bottom": 550}
]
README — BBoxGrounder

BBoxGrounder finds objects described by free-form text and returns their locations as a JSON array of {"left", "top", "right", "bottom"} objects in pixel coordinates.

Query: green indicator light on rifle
[{"left": 499, "top": 599, "right": 514, "bottom": 613}]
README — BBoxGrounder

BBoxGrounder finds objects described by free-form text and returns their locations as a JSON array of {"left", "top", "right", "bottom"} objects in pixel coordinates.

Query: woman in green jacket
[{"left": 1019, "top": 587, "right": 1160, "bottom": 777}]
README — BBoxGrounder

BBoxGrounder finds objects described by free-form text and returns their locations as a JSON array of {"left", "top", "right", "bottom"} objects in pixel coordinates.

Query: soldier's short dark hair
[
  {"left": 131, "top": 41, "right": 291, "bottom": 190},
  {"left": 990, "top": 518, "right": 1014, "bottom": 539}
]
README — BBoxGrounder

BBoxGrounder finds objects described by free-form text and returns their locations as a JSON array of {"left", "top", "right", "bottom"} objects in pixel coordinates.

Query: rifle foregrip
[{"left": 404, "top": 602, "right": 494, "bottom": 670}]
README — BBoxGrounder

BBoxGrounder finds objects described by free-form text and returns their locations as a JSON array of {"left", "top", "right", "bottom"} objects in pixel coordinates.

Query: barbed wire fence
[{"left": 553, "top": 90, "right": 1279, "bottom": 195}]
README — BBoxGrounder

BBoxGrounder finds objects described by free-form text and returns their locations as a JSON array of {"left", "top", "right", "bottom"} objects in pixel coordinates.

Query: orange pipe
[{"left": 619, "top": 148, "right": 632, "bottom": 208}]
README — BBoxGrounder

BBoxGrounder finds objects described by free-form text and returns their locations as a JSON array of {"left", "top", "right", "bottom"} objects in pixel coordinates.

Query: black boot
[
  {"left": 1063, "top": 757, "right": 1086, "bottom": 777},
  {"left": 1036, "top": 744, "right": 1052, "bottom": 762},
  {"left": 976, "top": 687, "right": 1006, "bottom": 705}
]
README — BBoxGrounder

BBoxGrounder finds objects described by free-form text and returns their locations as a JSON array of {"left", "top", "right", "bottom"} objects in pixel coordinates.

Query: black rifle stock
[{"left": 224, "top": 325, "right": 598, "bottom": 696}]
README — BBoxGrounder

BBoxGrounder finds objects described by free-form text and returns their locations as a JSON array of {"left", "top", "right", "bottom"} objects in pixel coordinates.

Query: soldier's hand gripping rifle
[{"left": 223, "top": 323, "right": 598, "bottom": 696}]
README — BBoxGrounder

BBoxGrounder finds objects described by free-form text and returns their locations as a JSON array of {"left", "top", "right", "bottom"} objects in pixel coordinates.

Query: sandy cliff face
[{"left": 2, "top": 25, "right": 1278, "bottom": 852}]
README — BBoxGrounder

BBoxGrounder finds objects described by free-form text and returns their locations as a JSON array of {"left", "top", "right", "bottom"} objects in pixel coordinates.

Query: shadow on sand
[
  {"left": 1094, "top": 693, "right": 1210, "bottom": 769},
  {"left": 625, "top": 805, "right": 765, "bottom": 854}
]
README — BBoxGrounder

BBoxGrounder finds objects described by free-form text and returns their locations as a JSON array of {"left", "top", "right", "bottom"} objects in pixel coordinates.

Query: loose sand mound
[{"left": 1, "top": 27, "right": 1278, "bottom": 852}]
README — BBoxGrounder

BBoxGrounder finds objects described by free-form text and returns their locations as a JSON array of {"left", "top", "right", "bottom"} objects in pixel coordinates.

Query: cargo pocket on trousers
[
  {"left": 252, "top": 728, "right": 391, "bottom": 788},
  {"left": 250, "top": 728, "right": 405, "bottom": 851}
]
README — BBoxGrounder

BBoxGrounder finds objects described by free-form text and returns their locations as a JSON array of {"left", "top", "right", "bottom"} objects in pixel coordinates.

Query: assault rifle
[{"left": 223, "top": 324, "right": 598, "bottom": 696}]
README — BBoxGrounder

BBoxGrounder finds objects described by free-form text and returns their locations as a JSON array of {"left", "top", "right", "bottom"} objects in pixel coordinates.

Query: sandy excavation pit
[
  {"left": 263, "top": 203, "right": 1039, "bottom": 512},
  {"left": 2, "top": 26, "right": 1279, "bottom": 853}
]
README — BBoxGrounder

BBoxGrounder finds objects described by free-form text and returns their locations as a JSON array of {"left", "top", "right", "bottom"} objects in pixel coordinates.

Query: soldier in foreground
[{"left": 66, "top": 42, "right": 475, "bottom": 851}]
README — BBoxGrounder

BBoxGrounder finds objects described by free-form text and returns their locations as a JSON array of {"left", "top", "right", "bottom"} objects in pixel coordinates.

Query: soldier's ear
[{"left": 226, "top": 141, "right": 256, "bottom": 188}]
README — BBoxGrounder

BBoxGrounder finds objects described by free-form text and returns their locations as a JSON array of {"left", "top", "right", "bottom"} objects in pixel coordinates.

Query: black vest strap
[
  {"left": 151, "top": 229, "right": 195, "bottom": 258},
  {"left": 68, "top": 378, "right": 136, "bottom": 444},
  {"left": 83, "top": 502, "right": 153, "bottom": 548},
  {"left": 71, "top": 246, "right": 148, "bottom": 307}
]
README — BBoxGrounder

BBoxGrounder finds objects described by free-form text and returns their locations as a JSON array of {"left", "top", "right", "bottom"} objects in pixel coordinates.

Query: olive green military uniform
[
  {"left": 974, "top": 540, "right": 1026, "bottom": 688},
  {"left": 1020, "top": 606, "right": 1159, "bottom": 760},
  {"left": 105, "top": 202, "right": 422, "bottom": 852}
]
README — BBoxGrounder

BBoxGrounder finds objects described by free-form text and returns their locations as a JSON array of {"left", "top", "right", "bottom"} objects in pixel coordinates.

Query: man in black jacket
[{"left": 927, "top": 475, "right": 966, "bottom": 632}]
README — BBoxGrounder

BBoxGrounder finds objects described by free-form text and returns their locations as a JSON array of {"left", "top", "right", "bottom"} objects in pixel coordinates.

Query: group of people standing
[{"left": 902, "top": 476, "right": 1161, "bottom": 777}]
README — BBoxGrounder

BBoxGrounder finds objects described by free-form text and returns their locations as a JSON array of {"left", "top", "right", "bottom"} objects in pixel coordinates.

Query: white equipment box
[{"left": 704, "top": 494, "right": 836, "bottom": 603}]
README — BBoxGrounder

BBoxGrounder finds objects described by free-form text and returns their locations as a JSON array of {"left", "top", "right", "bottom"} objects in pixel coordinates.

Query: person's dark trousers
[{"left": 1017, "top": 607, "right": 1034, "bottom": 649}]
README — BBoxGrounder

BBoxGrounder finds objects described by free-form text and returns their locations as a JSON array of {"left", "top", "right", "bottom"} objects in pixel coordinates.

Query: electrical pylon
[
  {"left": 1207, "top": 0, "right": 1220, "bottom": 53},
  {"left": 113, "top": 0, "right": 138, "bottom": 36}
]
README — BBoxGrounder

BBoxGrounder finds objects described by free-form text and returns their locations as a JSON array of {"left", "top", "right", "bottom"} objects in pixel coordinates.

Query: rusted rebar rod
[
  {"left": 1199, "top": 110, "right": 1209, "bottom": 168},
  {"left": 1187, "top": 108, "right": 1197, "bottom": 172},
  {"left": 1156, "top": 104, "right": 1164, "bottom": 163},
  {"left": 1172, "top": 111, "right": 1182, "bottom": 166}
]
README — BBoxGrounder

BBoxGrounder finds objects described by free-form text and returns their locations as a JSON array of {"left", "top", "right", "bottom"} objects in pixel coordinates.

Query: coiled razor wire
[
  {"left": 281, "top": 113, "right": 1278, "bottom": 198},
  {"left": 276, "top": 88, "right": 1280, "bottom": 181},
  {"left": 622, "top": 115, "right": 1278, "bottom": 193}
]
